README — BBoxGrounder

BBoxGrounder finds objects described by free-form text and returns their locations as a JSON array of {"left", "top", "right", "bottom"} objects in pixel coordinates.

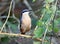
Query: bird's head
[{"left": 21, "top": 9, "right": 30, "bottom": 15}]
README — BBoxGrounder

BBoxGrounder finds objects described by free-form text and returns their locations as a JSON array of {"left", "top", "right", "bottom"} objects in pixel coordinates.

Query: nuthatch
[{"left": 20, "top": 9, "right": 31, "bottom": 34}]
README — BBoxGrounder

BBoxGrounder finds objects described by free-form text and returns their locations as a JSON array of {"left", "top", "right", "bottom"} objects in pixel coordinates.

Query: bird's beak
[{"left": 29, "top": 10, "right": 32, "bottom": 15}]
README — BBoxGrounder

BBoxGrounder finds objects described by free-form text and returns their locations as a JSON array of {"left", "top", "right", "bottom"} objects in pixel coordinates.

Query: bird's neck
[{"left": 23, "top": 14, "right": 29, "bottom": 17}]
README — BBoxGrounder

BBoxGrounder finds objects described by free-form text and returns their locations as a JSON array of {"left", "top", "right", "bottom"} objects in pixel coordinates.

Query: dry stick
[
  {"left": 0, "top": 33, "right": 32, "bottom": 38},
  {"left": 0, "top": 0, "right": 13, "bottom": 32},
  {"left": 0, "top": 32, "right": 47, "bottom": 42}
]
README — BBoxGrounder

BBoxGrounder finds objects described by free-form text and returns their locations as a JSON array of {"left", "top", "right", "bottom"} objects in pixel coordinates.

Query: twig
[
  {"left": 34, "top": 25, "right": 38, "bottom": 30},
  {"left": 52, "top": 0, "right": 58, "bottom": 36},
  {"left": 42, "top": 24, "right": 48, "bottom": 44},
  {"left": 0, "top": 0, "right": 13, "bottom": 32}
]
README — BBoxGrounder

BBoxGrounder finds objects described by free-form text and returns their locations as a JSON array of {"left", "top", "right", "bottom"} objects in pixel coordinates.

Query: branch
[{"left": 0, "top": 32, "right": 47, "bottom": 42}]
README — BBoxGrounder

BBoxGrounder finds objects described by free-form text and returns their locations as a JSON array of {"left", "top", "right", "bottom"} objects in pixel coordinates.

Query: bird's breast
[
  {"left": 22, "top": 14, "right": 31, "bottom": 24},
  {"left": 20, "top": 13, "right": 31, "bottom": 34}
]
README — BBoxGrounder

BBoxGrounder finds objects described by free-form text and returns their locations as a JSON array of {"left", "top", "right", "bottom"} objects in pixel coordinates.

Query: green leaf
[
  {"left": 51, "top": 5, "right": 56, "bottom": 13},
  {"left": 37, "top": 20, "right": 44, "bottom": 26},
  {"left": 48, "top": 24, "right": 52, "bottom": 32},
  {"left": 42, "top": 13, "right": 51, "bottom": 22},
  {"left": 32, "top": 0, "right": 36, "bottom": 2},
  {"left": 45, "top": 0, "right": 54, "bottom": 3},
  {"left": 53, "top": 27, "right": 59, "bottom": 33},
  {"left": 33, "top": 27, "right": 44, "bottom": 38},
  {"left": 54, "top": 20, "right": 60, "bottom": 27},
  {"left": 46, "top": 9, "right": 52, "bottom": 14}
]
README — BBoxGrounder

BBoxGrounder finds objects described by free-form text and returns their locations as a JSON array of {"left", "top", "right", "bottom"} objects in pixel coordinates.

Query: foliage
[
  {"left": 33, "top": 0, "right": 60, "bottom": 44},
  {"left": 33, "top": 27, "right": 44, "bottom": 38},
  {"left": 45, "top": 0, "right": 54, "bottom": 3}
]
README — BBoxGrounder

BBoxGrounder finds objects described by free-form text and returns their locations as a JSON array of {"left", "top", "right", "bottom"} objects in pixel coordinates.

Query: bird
[{"left": 20, "top": 9, "right": 31, "bottom": 34}]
